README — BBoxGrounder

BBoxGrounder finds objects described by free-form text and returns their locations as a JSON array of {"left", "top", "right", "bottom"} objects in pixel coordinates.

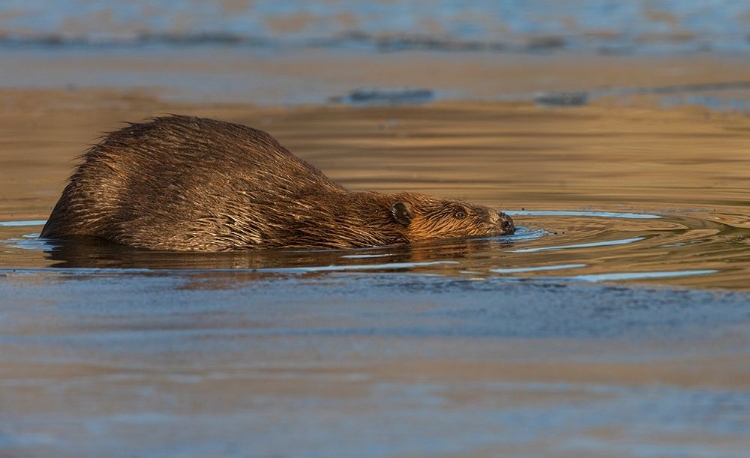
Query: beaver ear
[{"left": 391, "top": 201, "right": 414, "bottom": 226}]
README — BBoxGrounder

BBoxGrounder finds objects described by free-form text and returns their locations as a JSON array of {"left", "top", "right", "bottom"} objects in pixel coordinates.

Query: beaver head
[{"left": 388, "top": 193, "right": 515, "bottom": 243}]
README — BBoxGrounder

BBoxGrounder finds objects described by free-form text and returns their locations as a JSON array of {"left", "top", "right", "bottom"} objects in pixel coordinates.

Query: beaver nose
[{"left": 497, "top": 211, "right": 515, "bottom": 234}]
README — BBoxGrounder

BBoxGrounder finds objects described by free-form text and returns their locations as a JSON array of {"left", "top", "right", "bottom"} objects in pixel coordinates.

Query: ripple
[
  {"left": 0, "top": 220, "right": 46, "bottom": 227},
  {"left": 511, "top": 237, "right": 645, "bottom": 253},
  {"left": 568, "top": 270, "right": 718, "bottom": 282},
  {"left": 507, "top": 210, "right": 660, "bottom": 219},
  {"left": 262, "top": 260, "right": 460, "bottom": 274},
  {"left": 1, "top": 209, "right": 749, "bottom": 289},
  {"left": 490, "top": 264, "right": 586, "bottom": 274}
]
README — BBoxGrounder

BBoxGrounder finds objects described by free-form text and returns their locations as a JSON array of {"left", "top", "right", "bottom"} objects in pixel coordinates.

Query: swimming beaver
[{"left": 41, "top": 115, "right": 514, "bottom": 251}]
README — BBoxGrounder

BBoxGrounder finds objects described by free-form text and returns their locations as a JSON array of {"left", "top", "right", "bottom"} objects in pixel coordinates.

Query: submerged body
[{"left": 41, "top": 116, "right": 514, "bottom": 251}]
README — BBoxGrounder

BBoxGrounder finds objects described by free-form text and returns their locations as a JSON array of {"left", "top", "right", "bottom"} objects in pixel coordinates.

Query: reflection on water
[
  {"left": 2, "top": 94, "right": 750, "bottom": 457},
  {"left": 1, "top": 208, "right": 749, "bottom": 289}
]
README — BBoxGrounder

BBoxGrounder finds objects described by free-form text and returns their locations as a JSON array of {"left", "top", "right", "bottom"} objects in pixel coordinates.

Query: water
[
  {"left": 2, "top": 263, "right": 750, "bottom": 457},
  {"left": 1, "top": 208, "right": 748, "bottom": 289},
  {"left": 3, "top": 98, "right": 750, "bottom": 457},
  {"left": 2, "top": 2, "right": 750, "bottom": 456},
  {"left": 3, "top": 126, "right": 750, "bottom": 454},
  {"left": 2, "top": 1, "right": 750, "bottom": 108},
  {"left": 2, "top": 0, "right": 750, "bottom": 54}
]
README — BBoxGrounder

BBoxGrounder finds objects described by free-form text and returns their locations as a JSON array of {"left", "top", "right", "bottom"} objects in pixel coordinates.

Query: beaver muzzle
[{"left": 497, "top": 211, "right": 515, "bottom": 235}]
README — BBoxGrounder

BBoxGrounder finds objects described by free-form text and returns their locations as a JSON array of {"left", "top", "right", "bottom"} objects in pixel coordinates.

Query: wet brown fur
[{"left": 41, "top": 115, "right": 514, "bottom": 252}]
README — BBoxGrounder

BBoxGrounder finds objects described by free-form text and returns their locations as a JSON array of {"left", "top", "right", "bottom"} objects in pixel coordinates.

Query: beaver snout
[{"left": 497, "top": 211, "right": 515, "bottom": 235}]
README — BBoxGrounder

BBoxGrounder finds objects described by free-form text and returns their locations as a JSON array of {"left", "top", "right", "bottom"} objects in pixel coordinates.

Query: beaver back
[{"left": 41, "top": 116, "right": 348, "bottom": 250}]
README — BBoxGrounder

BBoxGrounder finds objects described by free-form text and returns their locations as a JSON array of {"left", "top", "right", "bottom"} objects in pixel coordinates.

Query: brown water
[{"left": 2, "top": 89, "right": 750, "bottom": 457}]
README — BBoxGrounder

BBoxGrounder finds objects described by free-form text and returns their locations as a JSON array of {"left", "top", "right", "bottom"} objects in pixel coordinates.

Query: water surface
[
  {"left": 2, "top": 32, "right": 750, "bottom": 457},
  {"left": 2, "top": 206, "right": 749, "bottom": 290},
  {"left": 2, "top": 268, "right": 750, "bottom": 458},
  {"left": 3, "top": 100, "right": 749, "bottom": 289},
  {"left": 3, "top": 0, "right": 750, "bottom": 54}
]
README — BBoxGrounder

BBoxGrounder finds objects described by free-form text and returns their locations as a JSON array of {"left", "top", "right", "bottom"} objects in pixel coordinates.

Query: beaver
[{"left": 41, "top": 115, "right": 515, "bottom": 252}]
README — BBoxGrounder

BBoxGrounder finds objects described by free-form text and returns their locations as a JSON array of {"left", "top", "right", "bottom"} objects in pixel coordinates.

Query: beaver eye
[{"left": 454, "top": 209, "right": 467, "bottom": 219}]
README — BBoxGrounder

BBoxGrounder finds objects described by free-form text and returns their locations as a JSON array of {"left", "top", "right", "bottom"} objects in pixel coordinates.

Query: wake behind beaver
[{"left": 40, "top": 116, "right": 514, "bottom": 252}]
